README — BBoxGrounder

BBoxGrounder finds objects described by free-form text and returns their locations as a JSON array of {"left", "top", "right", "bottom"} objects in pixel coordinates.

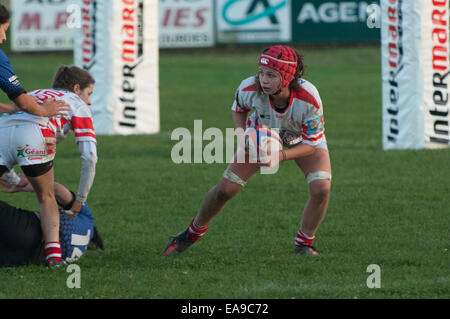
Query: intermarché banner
[
  {"left": 291, "top": 0, "right": 380, "bottom": 43},
  {"left": 381, "top": 0, "right": 449, "bottom": 149},
  {"left": 74, "top": 0, "right": 160, "bottom": 136}
]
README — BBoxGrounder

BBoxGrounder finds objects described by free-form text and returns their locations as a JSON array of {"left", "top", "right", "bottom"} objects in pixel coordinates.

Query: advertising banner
[
  {"left": 216, "top": 0, "right": 291, "bottom": 44},
  {"left": 159, "top": 0, "right": 214, "bottom": 48},
  {"left": 291, "top": 0, "right": 380, "bottom": 43},
  {"left": 421, "top": 0, "right": 450, "bottom": 148},
  {"left": 11, "top": 0, "right": 74, "bottom": 51},
  {"left": 74, "top": 0, "right": 160, "bottom": 135},
  {"left": 381, "top": 0, "right": 449, "bottom": 149}
]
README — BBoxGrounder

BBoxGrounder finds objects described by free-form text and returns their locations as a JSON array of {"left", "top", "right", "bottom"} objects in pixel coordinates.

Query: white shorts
[
  {"left": 0, "top": 123, "right": 56, "bottom": 169},
  {"left": 314, "top": 136, "right": 328, "bottom": 151},
  {"left": 287, "top": 136, "right": 328, "bottom": 151}
]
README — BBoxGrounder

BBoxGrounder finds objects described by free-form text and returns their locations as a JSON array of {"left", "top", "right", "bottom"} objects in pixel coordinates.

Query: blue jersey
[
  {"left": 59, "top": 203, "right": 94, "bottom": 262},
  {"left": 0, "top": 49, "right": 26, "bottom": 100}
]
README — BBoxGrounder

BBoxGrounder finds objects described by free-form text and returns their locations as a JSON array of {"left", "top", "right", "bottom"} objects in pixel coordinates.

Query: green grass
[{"left": 0, "top": 46, "right": 448, "bottom": 299}]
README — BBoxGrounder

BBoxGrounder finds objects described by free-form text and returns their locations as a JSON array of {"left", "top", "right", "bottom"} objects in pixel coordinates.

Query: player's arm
[
  {"left": 267, "top": 106, "right": 324, "bottom": 165},
  {"left": 232, "top": 111, "right": 247, "bottom": 130},
  {"left": 231, "top": 88, "right": 251, "bottom": 130},
  {"left": 0, "top": 171, "right": 77, "bottom": 209},
  {"left": 13, "top": 93, "right": 69, "bottom": 117},
  {"left": 281, "top": 144, "right": 316, "bottom": 162},
  {"left": 54, "top": 182, "right": 76, "bottom": 210},
  {"left": 70, "top": 140, "right": 97, "bottom": 216},
  {"left": 69, "top": 109, "right": 97, "bottom": 216},
  {"left": 0, "top": 169, "right": 33, "bottom": 192},
  {"left": 0, "top": 102, "right": 19, "bottom": 114},
  {"left": 0, "top": 52, "right": 69, "bottom": 117},
  {"left": 258, "top": 141, "right": 316, "bottom": 168}
]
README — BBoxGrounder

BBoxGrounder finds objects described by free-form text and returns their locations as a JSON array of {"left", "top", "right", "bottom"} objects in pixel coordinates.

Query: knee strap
[
  {"left": 306, "top": 171, "right": 332, "bottom": 184},
  {"left": 223, "top": 169, "right": 246, "bottom": 187}
]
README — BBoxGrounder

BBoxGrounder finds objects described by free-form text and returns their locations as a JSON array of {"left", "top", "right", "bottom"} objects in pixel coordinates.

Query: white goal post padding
[
  {"left": 381, "top": 0, "right": 449, "bottom": 149},
  {"left": 74, "top": 0, "right": 160, "bottom": 135}
]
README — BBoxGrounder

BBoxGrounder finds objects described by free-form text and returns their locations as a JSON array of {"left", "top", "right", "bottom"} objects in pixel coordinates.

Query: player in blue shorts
[{"left": 0, "top": 171, "right": 103, "bottom": 267}]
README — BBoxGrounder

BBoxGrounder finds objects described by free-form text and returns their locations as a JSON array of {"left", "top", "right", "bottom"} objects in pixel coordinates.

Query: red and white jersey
[
  {"left": 0, "top": 89, "right": 96, "bottom": 144},
  {"left": 232, "top": 77, "right": 325, "bottom": 147}
]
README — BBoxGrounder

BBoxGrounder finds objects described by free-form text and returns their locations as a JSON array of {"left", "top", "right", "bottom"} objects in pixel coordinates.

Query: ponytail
[
  {"left": 52, "top": 65, "right": 95, "bottom": 92},
  {"left": 288, "top": 49, "right": 306, "bottom": 92}
]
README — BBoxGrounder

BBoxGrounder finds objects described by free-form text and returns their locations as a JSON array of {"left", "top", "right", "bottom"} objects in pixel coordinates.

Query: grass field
[{"left": 0, "top": 45, "right": 448, "bottom": 300}]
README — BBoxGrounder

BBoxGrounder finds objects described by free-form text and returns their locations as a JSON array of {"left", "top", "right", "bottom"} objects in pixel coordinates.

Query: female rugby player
[
  {"left": 0, "top": 66, "right": 97, "bottom": 266},
  {"left": 163, "top": 45, "right": 332, "bottom": 256}
]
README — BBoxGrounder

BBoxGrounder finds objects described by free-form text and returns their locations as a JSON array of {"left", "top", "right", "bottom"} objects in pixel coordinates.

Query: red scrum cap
[{"left": 258, "top": 45, "right": 298, "bottom": 90}]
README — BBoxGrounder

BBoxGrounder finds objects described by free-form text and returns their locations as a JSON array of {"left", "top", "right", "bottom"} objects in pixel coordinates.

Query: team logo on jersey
[
  {"left": 17, "top": 146, "right": 25, "bottom": 158},
  {"left": 305, "top": 115, "right": 324, "bottom": 134}
]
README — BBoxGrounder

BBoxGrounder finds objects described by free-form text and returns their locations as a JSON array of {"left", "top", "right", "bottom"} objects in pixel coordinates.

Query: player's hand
[
  {"left": 65, "top": 200, "right": 83, "bottom": 219},
  {"left": 0, "top": 174, "right": 33, "bottom": 193},
  {"left": 0, "top": 103, "right": 20, "bottom": 114},
  {"left": 17, "top": 174, "right": 30, "bottom": 188},
  {"left": 258, "top": 150, "right": 282, "bottom": 168},
  {"left": 40, "top": 98, "right": 70, "bottom": 117},
  {"left": 10, "top": 104, "right": 20, "bottom": 113}
]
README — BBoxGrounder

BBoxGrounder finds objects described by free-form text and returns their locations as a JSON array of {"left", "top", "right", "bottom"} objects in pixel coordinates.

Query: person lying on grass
[{"left": 0, "top": 171, "right": 103, "bottom": 268}]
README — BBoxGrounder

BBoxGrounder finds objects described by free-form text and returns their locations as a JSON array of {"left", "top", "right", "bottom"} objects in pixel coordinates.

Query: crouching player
[
  {"left": 0, "top": 172, "right": 103, "bottom": 267},
  {"left": 163, "top": 45, "right": 332, "bottom": 256},
  {"left": 0, "top": 65, "right": 98, "bottom": 267}
]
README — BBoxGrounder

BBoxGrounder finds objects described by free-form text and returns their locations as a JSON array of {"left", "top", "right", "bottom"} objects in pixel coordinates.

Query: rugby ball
[{"left": 246, "top": 125, "right": 282, "bottom": 162}]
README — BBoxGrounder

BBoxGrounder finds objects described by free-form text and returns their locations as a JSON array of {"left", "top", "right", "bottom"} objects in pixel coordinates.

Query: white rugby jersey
[
  {"left": 0, "top": 89, "right": 96, "bottom": 144},
  {"left": 232, "top": 77, "right": 325, "bottom": 147},
  {"left": 0, "top": 89, "right": 97, "bottom": 203}
]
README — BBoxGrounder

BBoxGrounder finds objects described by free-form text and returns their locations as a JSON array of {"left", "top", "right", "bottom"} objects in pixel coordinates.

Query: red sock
[
  {"left": 45, "top": 242, "right": 62, "bottom": 262},
  {"left": 295, "top": 229, "right": 315, "bottom": 247},
  {"left": 187, "top": 218, "right": 209, "bottom": 241}
]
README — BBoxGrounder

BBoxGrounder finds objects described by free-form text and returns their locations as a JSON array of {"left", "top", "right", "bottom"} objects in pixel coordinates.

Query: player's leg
[
  {"left": 15, "top": 124, "right": 62, "bottom": 266},
  {"left": 293, "top": 143, "right": 332, "bottom": 255},
  {"left": 194, "top": 158, "right": 260, "bottom": 225},
  {"left": 163, "top": 154, "right": 260, "bottom": 256},
  {"left": 22, "top": 163, "right": 62, "bottom": 266}
]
